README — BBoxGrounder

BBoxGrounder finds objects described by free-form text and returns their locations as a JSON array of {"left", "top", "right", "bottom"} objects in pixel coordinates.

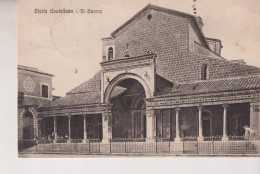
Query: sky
[{"left": 18, "top": 0, "right": 260, "bottom": 97}]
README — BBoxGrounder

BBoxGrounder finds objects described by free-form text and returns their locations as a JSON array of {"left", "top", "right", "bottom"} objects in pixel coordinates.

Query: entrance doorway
[
  {"left": 109, "top": 78, "right": 147, "bottom": 139},
  {"left": 23, "top": 110, "right": 34, "bottom": 139}
]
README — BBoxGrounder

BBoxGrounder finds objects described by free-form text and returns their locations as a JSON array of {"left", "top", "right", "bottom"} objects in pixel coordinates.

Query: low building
[
  {"left": 36, "top": 4, "right": 260, "bottom": 153},
  {"left": 18, "top": 65, "right": 54, "bottom": 140}
]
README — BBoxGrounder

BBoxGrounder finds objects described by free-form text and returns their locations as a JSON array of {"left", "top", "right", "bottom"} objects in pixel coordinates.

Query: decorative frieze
[
  {"left": 100, "top": 54, "right": 156, "bottom": 72},
  {"left": 37, "top": 103, "right": 113, "bottom": 117},
  {"left": 253, "top": 106, "right": 260, "bottom": 112},
  {"left": 145, "top": 89, "right": 260, "bottom": 109}
]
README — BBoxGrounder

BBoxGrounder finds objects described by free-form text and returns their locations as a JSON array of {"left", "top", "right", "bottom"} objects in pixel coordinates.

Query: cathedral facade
[{"left": 35, "top": 4, "right": 260, "bottom": 153}]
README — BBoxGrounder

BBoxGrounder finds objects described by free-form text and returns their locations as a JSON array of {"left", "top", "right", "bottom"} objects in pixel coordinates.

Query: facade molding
[
  {"left": 24, "top": 95, "right": 52, "bottom": 100},
  {"left": 100, "top": 54, "right": 156, "bottom": 72},
  {"left": 103, "top": 73, "right": 152, "bottom": 103},
  {"left": 145, "top": 89, "right": 260, "bottom": 109},
  {"left": 19, "top": 69, "right": 53, "bottom": 79},
  {"left": 37, "top": 103, "right": 113, "bottom": 117}
]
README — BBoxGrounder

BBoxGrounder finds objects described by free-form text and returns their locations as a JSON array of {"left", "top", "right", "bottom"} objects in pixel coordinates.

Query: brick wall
[{"left": 111, "top": 8, "right": 260, "bottom": 85}]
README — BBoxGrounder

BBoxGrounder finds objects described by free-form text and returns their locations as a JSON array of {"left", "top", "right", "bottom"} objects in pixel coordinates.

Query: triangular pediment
[{"left": 111, "top": 3, "right": 208, "bottom": 48}]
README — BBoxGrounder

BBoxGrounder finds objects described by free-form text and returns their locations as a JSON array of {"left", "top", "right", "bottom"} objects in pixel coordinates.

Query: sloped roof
[
  {"left": 48, "top": 85, "right": 126, "bottom": 108},
  {"left": 111, "top": 3, "right": 209, "bottom": 49},
  {"left": 49, "top": 92, "right": 101, "bottom": 107},
  {"left": 156, "top": 75, "right": 260, "bottom": 97},
  {"left": 66, "top": 71, "right": 101, "bottom": 95}
]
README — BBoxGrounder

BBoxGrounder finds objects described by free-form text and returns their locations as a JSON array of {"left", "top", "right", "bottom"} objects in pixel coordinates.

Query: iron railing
[{"left": 18, "top": 136, "right": 260, "bottom": 155}]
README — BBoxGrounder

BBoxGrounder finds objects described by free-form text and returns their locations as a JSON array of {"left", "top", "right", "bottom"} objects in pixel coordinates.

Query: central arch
[
  {"left": 104, "top": 73, "right": 151, "bottom": 139},
  {"left": 104, "top": 73, "right": 151, "bottom": 103}
]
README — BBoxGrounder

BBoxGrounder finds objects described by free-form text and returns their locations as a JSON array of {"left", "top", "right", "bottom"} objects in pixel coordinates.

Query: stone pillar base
[
  {"left": 174, "top": 137, "right": 181, "bottom": 142},
  {"left": 146, "top": 138, "right": 155, "bottom": 142},
  {"left": 197, "top": 136, "right": 204, "bottom": 141},
  {"left": 222, "top": 137, "right": 229, "bottom": 141}
]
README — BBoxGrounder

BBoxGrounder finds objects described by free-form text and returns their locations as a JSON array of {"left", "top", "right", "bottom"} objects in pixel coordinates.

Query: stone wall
[{"left": 111, "top": 7, "right": 260, "bottom": 84}]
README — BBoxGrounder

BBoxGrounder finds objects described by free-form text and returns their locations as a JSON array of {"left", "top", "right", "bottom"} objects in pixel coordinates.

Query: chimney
[{"left": 195, "top": 16, "right": 204, "bottom": 30}]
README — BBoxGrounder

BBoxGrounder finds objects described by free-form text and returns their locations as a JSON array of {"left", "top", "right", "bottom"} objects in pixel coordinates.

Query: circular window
[{"left": 147, "top": 14, "right": 152, "bottom": 20}]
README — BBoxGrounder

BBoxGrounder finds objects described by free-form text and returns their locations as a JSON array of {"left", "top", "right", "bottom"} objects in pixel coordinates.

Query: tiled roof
[
  {"left": 49, "top": 92, "right": 101, "bottom": 107},
  {"left": 66, "top": 71, "right": 101, "bottom": 95},
  {"left": 48, "top": 86, "right": 126, "bottom": 108},
  {"left": 22, "top": 97, "right": 52, "bottom": 107},
  {"left": 156, "top": 75, "right": 260, "bottom": 97},
  {"left": 18, "top": 65, "right": 54, "bottom": 77}
]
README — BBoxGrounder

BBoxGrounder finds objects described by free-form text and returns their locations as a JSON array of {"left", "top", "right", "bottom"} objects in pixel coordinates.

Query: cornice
[
  {"left": 145, "top": 89, "right": 260, "bottom": 109},
  {"left": 100, "top": 54, "right": 156, "bottom": 72}
]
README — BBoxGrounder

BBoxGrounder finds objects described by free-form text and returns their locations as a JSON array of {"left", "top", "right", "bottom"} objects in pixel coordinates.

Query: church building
[{"left": 36, "top": 4, "right": 260, "bottom": 152}]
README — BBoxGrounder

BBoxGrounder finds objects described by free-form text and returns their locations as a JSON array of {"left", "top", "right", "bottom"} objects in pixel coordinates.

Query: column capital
[
  {"left": 66, "top": 114, "right": 72, "bottom": 118},
  {"left": 222, "top": 104, "right": 229, "bottom": 108},
  {"left": 198, "top": 105, "right": 203, "bottom": 110},
  {"left": 175, "top": 107, "right": 181, "bottom": 112},
  {"left": 146, "top": 109, "right": 154, "bottom": 117}
]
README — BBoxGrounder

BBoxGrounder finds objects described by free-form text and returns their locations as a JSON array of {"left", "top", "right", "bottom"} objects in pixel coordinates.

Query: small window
[
  {"left": 42, "top": 85, "right": 48, "bottom": 98},
  {"left": 108, "top": 47, "right": 113, "bottom": 60},
  {"left": 147, "top": 14, "right": 152, "bottom": 20},
  {"left": 201, "top": 64, "right": 208, "bottom": 80}
]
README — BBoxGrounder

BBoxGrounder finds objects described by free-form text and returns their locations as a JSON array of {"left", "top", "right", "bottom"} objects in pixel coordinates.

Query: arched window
[
  {"left": 108, "top": 47, "right": 113, "bottom": 60},
  {"left": 201, "top": 64, "right": 208, "bottom": 80}
]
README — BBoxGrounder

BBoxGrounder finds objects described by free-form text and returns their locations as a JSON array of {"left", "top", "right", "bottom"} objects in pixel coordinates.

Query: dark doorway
[
  {"left": 202, "top": 119, "right": 211, "bottom": 137},
  {"left": 23, "top": 110, "right": 34, "bottom": 139},
  {"left": 71, "top": 116, "right": 83, "bottom": 139},
  {"left": 110, "top": 78, "right": 146, "bottom": 139},
  {"left": 86, "top": 114, "right": 102, "bottom": 140}
]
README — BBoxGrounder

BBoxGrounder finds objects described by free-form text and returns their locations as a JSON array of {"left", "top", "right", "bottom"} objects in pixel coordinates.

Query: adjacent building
[{"left": 18, "top": 65, "right": 54, "bottom": 140}]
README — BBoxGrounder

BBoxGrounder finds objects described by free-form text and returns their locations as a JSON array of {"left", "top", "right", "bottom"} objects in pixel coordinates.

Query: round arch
[
  {"left": 104, "top": 73, "right": 152, "bottom": 103},
  {"left": 22, "top": 109, "right": 35, "bottom": 139}
]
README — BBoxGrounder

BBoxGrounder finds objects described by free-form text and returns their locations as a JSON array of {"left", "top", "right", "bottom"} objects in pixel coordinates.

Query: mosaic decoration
[{"left": 23, "top": 76, "right": 35, "bottom": 92}]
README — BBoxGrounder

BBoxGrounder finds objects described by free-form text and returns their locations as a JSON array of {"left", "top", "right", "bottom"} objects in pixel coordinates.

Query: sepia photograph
[{"left": 16, "top": 0, "right": 260, "bottom": 158}]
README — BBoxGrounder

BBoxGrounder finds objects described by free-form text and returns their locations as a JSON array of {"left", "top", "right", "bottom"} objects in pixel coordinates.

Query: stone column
[
  {"left": 250, "top": 100, "right": 260, "bottom": 139},
  {"left": 146, "top": 109, "right": 155, "bottom": 141},
  {"left": 198, "top": 106, "right": 203, "bottom": 141},
  {"left": 102, "top": 111, "right": 112, "bottom": 143},
  {"left": 68, "top": 115, "right": 71, "bottom": 143},
  {"left": 53, "top": 116, "right": 57, "bottom": 143},
  {"left": 175, "top": 108, "right": 181, "bottom": 142},
  {"left": 222, "top": 104, "right": 229, "bottom": 141},
  {"left": 83, "top": 115, "right": 87, "bottom": 143}
]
